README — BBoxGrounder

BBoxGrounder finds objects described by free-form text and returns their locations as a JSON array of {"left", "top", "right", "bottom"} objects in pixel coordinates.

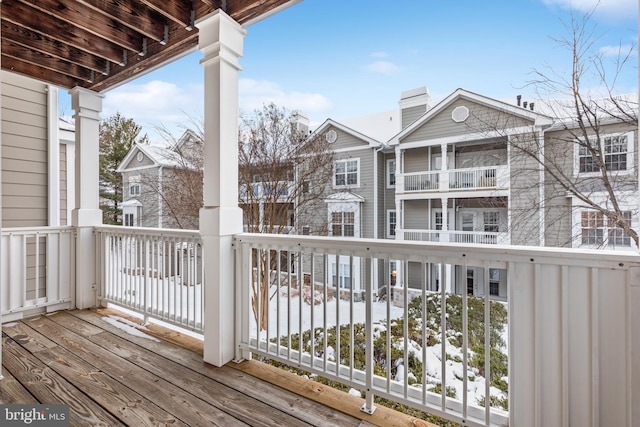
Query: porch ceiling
[{"left": 1, "top": 0, "right": 294, "bottom": 92}]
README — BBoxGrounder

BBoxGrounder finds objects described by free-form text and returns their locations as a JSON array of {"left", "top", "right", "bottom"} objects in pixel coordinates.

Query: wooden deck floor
[{"left": 0, "top": 308, "right": 433, "bottom": 427}]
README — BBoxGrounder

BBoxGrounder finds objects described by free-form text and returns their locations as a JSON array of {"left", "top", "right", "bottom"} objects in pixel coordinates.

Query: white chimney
[{"left": 398, "top": 86, "right": 432, "bottom": 129}]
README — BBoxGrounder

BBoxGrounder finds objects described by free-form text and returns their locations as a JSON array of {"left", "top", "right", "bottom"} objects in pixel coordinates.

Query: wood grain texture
[{"left": 2, "top": 337, "right": 125, "bottom": 426}]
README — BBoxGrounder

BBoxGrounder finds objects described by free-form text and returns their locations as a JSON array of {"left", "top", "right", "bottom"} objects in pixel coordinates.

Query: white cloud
[
  {"left": 599, "top": 44, "right": 637, "bottom": 57},
  {"left": 103, "top": 80, "right": 202, "bottom": 124},
  {"left": 542, "top": 0, "right": 637, "bottom": 19},
  {"left": 371, "top": 51, "right": 389, "bottom": 58},
  {"left": 239, "top": 78, "right": 332, "bottom": 112},
  {"left": 366, "top": 61, "right": 400, "bottom": 74}
]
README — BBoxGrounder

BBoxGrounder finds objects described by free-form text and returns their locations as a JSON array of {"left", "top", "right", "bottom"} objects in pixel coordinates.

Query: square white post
[
  {"left": 70, "top": 87, "right": 103, "bottom": 309},
  {"left": 197, "top": 10, "right": 246, "bottom": 367}
]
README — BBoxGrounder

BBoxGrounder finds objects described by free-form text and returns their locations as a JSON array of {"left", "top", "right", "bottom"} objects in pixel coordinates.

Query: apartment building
[{"left": 306, "top": 86, "right": 637, "bottom": 300}]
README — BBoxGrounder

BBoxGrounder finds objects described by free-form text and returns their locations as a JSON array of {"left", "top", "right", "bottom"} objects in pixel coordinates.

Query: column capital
[
  {"left": 69, "top": 87, "right": 104, "bottom": 116},
  {"left": 196, "top": 9, "right": 247, "bottom": 68}
]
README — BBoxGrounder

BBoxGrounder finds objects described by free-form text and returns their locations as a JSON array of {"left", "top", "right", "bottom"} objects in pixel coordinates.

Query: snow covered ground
[{"left": 250, "top": 286, "right": 508, "bottom": 410}]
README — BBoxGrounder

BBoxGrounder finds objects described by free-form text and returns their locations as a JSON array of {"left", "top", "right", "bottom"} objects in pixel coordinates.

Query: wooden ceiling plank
[
  {"left": 3, "top": 0, "right": 126, "bottom": 64},
  {"left": 19, "top": 0, "right": 145, "bottom": 54},
  {"left": 228, "top": 0, "right": 293, "bottom": 23},
  {"left": 138, "top": 0, "right": 194, "bottom": 29},
  {"left": 1, "top": 54, "right": 85, "bottom": 89},
  {"left": 1, "top": 20, "right": 109, "bottom": 74},
  {"left": 2, "top": 40, "right": 92, "bottom": 81},
  {"left": 75, "top": 0, "right": 166, "bottom": 42}
]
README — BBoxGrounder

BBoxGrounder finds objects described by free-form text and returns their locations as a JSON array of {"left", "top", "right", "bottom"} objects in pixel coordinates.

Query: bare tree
[
  {"left": 136, "top": 123, "right": 204, "bottom": 230},
  {"left": 470, "top": 8, "right": 638, "bottom": 248},
  {"left": 239, "top": 103, "right": 334, "bottom": 330}
]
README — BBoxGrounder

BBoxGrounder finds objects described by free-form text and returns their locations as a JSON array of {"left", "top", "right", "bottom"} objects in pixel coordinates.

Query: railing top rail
[
  {"left": 2, "top": 226, "right": 76, "bottom": 235},
  {"left": 404, "top": 170, "right": 439, "bottom": 176},
  {"left": 449, "top": 165, "right": 504, "bottom": 172},
  {"left": 94, "top": 225, "right": 202, "bottom": 239},
  {"left": 233, "top": 232, "right": 640, "bottom": 269}
]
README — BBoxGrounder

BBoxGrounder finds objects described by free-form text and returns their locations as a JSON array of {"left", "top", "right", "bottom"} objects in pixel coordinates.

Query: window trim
[
  {"left": 386, "top": 158, "right": 396, "bottom": 188},
  {"left": 331, "top": 211, "right": 356, "bottom": 237},
  {"left": 580, "top": 210, "right": 632, "bottom": 248},
  {"left": 129, "top": 184, "right": 141, "bottom": 196},
  {"left": 386, "top": 209, "right": 397, "bottom": 238},
  {"left": 333, "top": 158, "right": 360, "bottom": 189},
  {"left": 575, "top": 131, "right": 634, "bottom": 176}
]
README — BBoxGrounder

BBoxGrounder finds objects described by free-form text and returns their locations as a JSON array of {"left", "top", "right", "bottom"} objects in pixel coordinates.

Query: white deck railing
[
  {"left": 95, "top": 226, "right": 204, "bottom": 333},
  {"left": 402, "top": 229, "right": 509, "bottom": 245},
  {"left": 234, "top": 233, "right": 640, "bottom": 427},
  {"left": 400, "top": 165, "right": 509, "bottom": 194},
  {"left": 403, "top": 170, "right": 440, "bottom": 192},
  {"left": 1, "top": 226, "right": 75, "bottom": 321}
]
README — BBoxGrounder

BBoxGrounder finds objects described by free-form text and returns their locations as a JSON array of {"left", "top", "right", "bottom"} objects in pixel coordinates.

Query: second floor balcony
[
  {"left": 398, "top": 165, "right": 509, "bottom": 197},
  {"left": 400, "top": 228, "right": 510, "bottom": 245}
]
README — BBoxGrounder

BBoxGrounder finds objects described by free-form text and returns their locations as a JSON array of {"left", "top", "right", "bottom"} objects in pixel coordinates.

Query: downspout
[
  {"left": 158, "top": 166, "right": 163, "bottom": 228},
  {"left": 538, "top": 128, "right": 545, "bottom": 247}
]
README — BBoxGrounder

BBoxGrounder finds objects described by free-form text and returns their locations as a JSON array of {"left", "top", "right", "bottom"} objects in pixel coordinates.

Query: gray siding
[
  {"left": 509, "top": 134, "right": 541, "bottom": 246},
  {"left": 2, "top": 72, "right": 49, "bottom": 228},
  {"left": 326, "top": 126, "right": 372, "bottom": 150},
  {"left": 403, "top": 147, "right": 429, "bottom": 173},
  {"left": 402, "top": 98, "right": 533, "bottom": 144},
  {"left": 121, "top": 146, "right": 156, "bottom": 169},
  {"left": 404, "top": 200, "right": 429, "bottom": 229},
  {"left": 401, "top": 105, "right": 426, "bottom": 129}
]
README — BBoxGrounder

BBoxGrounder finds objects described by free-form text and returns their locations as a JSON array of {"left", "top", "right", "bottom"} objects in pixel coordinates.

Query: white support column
[
  {"left": 47, "top": 86, "right": 60, "bottom": 226},
  {"left": 197, "top": 10, "right": 246, "bottom": 367},
  {"left": 70, "top": 87, "right": 103, "bottom": 309}
]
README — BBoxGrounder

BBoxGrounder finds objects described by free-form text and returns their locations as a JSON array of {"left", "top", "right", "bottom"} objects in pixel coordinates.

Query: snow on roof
[
  {"left": 137, "top": 143, "right": 184, "bottom": 168},
  {"left": 324, "top": 191, "right": 366, "bottom": 203},
  {"left": 339, "top": 109, "right": 401, "bottom": 142}
]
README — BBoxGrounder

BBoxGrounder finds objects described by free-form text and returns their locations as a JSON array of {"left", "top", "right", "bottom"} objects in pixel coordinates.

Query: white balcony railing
[
  {"left": 403, "top": 170, "right": 440, "bottom": 192},
  {"left": 95, "top": 225, "right": 204, "bottom": 333},
  {"left": 1, "top": 226, "right": 75, "bottom": 321},
  {"left": 400, "top": 165, "right": 509, "bottom": 194},
  {"left": 402, "top": 229, "right": 509, "bottom": 245},
  {"left": 235, "top": 233, "right": 640, "bottom": 427}
]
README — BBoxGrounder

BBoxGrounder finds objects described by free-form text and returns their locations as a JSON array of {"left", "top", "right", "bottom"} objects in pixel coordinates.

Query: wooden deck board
[
  {"left": 2, "top": 308, "right": 404, "bottom": 427},
  {"left": 2, "top": 337, "right": 125, "bottom": 426},
  {"left": 67, "top": 309, "right": 363, "bottom": 427}
]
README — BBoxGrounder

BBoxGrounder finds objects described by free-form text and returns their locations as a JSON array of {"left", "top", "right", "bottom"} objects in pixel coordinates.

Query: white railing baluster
[{"left": 93, "top": 226, "right": 204, "bottom": 333}]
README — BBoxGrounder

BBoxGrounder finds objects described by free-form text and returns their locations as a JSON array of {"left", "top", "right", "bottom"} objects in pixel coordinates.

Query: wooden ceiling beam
[
  {"left": 226, "top": 0, "right": 293, "bottom": 23},
  {"left": 1, "top": 20, "right": 109, "bottom": 74},
  {"left": 75, "top": 0, "right": 167, "bottom": 42},
  {"left": 138, "top": 0, "right": 195, "bottom": 29},
  {"left": 3, "top": 0, "right": 126, "bottom": 64},
  {"left": 2, "top": 40, "right": 92, "bottom": 81},
  {"left": 19, "top": 0, "right": 145, "bottom": 54},
  {"left": 1, "top": 54, "right": 85, "bottom": 89}
]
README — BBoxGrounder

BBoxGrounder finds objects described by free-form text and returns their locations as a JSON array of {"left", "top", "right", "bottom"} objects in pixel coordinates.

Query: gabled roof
[
  {"left": 117, "top": 143, "right": 180, "bottom": 172},
  {"left": 388, "top": 88, "right": 554, "bottom": 145},
  {"left": 324, "top": 191, "right": 365, "bottom": 203},
  {"left": 311, "top": 119, "right": 381, "bottom": 148}
]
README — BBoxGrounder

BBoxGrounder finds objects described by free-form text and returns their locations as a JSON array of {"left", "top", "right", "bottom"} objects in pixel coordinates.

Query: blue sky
[{"left": 63, "top": 0, "right": 638, "bottom": 143}]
